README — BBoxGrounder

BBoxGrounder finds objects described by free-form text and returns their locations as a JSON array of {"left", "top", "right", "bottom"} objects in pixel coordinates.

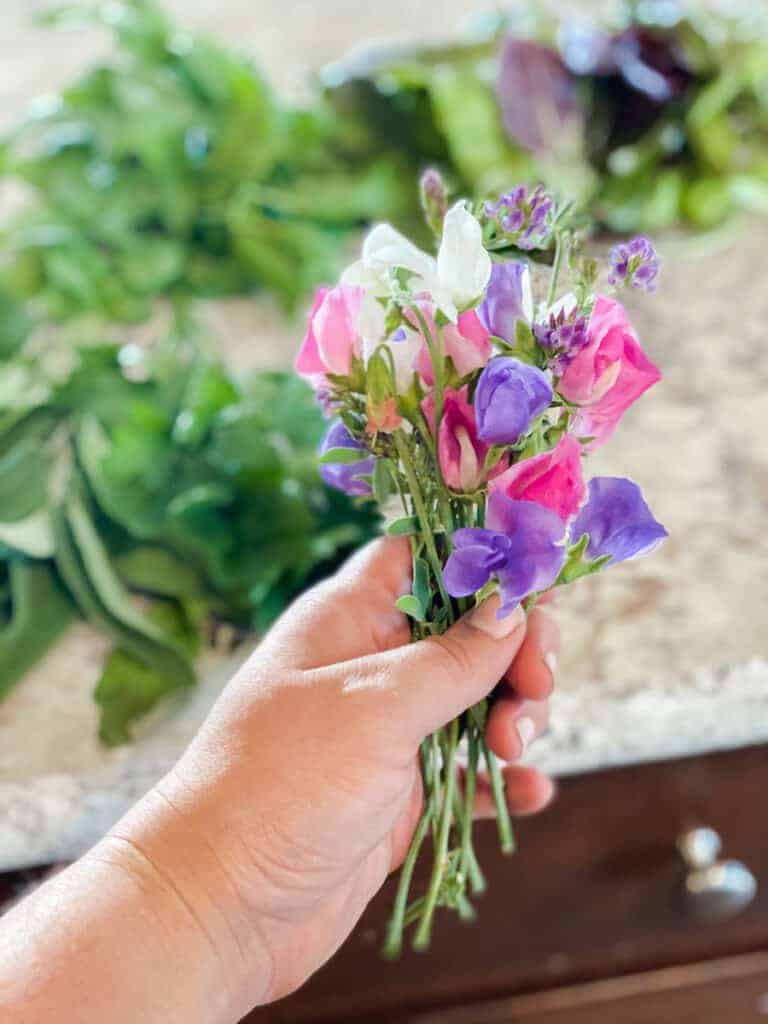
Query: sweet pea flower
[
  {"left": 435, "top": 201, "right": 493, "bottom": 317},
  {"left": 474, "top": 356, "right": 552, "bottom": 445},
  {"left": 490, "top": 435, "right": 585, "bottom": 522},
  {"left": 558, "top": 295, "right": 661, "bottom": 446},
  {"left": 413, "top": 307, "right": 492, "bottom": 385},
  {"left": 477, "top": 261, "right": 533, "bottom": 343},
  {"left": 295, "top": 284, "right": 363, "bottom": 383},
  {"left": 318, "top": 420, "right": 375, "bottom": 497},
  {"left": 571, "top": 477, "right": 668, "bottom": 564},
  {"left": 423, "top": 387, "right": 489, "bottom": 494},
  {"left": 444, "top": 491, "right": 566, "bottom": 615},
  {"left": 343, "top": 201, "right": 491, "bottom": 325}
]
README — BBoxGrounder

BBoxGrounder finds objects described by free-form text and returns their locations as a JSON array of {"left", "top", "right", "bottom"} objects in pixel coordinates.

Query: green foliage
[
  {"left": 0, "top": 326, "right": 377, "bottom": 741},
  {"left": 0, "top": 0, "right": 414, "bottom": 322},
  {"left": 325, "top": 7, "right": 768, "bottom": 233}
]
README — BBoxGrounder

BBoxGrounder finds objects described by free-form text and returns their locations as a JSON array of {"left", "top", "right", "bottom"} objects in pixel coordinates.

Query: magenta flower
[
  {"left": 413, "top": 306, "right": 491, "bottom": 385},
  {"left": 558, "top": 296, "right": 661, "bottom": 447},
  {"left": 319, "top": 420, "right": 375, "bottom": 497},
  {"left": 490, "top": 435, "right": 585, "bottom": 522},
  {"left": 571, "top": 477, "right": 667, "bottom": 564},
  {"left": 424, "top": 387, "right": 490, "bottom": 494},
  {"left": 295, "top": 283, "right": 363, "bottom": 384},
  {"left": 444, "top": 491, "right": 566, "bottom": 615},
  {"left": 477, "top": 261, "right": 533, "bottom": 343},
  {"left": 474, "top": 356, "right": 552, "bottom": 446}
]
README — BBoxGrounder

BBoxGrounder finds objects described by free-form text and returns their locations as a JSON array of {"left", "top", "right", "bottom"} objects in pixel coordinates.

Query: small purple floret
[
  {"left": 533, "top": 304, "right": 589, "bottom": 374},
  {"left": 444, "top": 493, "right": 565, "bottom": 615},
  {"left": 570, "top": 477, "right": 668, "bottom": 564},
  {"left": 608, "top": 235, "right": 660, "bottom": 292},
  {"left": 484, "top": 185, "right": 555, "bottom": 251},
  {"left": 319, "top": 420, "right": 375, "bottom": 498}
]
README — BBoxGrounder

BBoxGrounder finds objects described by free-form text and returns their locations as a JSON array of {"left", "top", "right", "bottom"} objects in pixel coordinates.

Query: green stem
[
  {"left": 394, "top": 431, "right": 451, "bottom": 613},
  {"left": 546, "top": 231, "right": 566, "bottom": 308},
  {"left": 413, "top": 719, "right": 459, "bottom": 950},
  {"left": 482, "top": 739, "right": 516, "bottom": 855},
  {"left": 382, "top": 805, "right": 432, "bottom": 959},
  {"left": 459, "top": 728, "right": 486, "bottom": 894}
]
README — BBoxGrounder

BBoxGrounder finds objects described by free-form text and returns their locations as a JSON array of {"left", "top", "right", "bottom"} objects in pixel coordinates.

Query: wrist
[{"left": 104, "top": 776, "right": 276, "bottom": 1019}]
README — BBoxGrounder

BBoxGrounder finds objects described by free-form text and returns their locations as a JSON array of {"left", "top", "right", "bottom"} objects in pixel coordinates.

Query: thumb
[{"left": 372, "top": 595, "right": 528, "bottom": 743}]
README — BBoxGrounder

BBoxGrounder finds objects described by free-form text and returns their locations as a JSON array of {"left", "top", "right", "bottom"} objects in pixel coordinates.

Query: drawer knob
[{"left": 678, "top": 827, "right": 757, "bottom": 921}]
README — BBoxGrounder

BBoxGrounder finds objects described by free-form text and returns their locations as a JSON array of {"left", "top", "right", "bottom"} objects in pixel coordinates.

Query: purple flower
[
  {"left": 445, "top": 492, "right": 566, "bottom": 615},
  {"left": 477, "top": 261, "right": 532, "bottom": 343},
  {"left": 484, "top": 185, "right": 555, "bottom": 251},
  {"left": 474, "top": 356, "right": 552, "bottom": 445},
  {"left": 319, "top": 420, "right": 375, "bottom": 497},
  {"left": 533, "top": 302, "right": 590, "bottom": 373},
  {"left": 608, "top": 235, "right": 660, "bottom": 292},
  {"left": 570, "top": 477, "right": 667, "bottom": 564}
]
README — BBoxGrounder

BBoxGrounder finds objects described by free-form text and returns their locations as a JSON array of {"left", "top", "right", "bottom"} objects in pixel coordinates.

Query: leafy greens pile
[
  {"left": 0, "top": 0, "right": 414, "bottom": 322},
  {"left": 324, "top": 2, "right": 768, "bottom": 233},
  {"left": 0, "top": 313, "right": 376, "bottom": 743}
]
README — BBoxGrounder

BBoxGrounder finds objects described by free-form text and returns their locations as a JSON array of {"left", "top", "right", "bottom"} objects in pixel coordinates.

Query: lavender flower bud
[
  {"left": 419, "top": 167, "right": 449, "bottom": 236},
  {"left": 483, "top": 185, "right": 555, "bottom": 252},
  {"left": 608, "top": 235, "right": 660, "bottom": 292}
]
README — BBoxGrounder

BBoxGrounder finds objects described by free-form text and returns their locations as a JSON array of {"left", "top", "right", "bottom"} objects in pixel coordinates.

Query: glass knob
[{"left": 678, "top": 827, "right": 757, "bottom": 921}]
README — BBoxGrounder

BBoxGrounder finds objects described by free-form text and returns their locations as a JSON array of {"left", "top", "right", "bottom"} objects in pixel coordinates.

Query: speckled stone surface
[{"left": 0, "top": 0, "right": 766, "bottom": 869}]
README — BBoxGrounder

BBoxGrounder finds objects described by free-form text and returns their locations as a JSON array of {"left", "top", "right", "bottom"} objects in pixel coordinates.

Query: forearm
[{"left": 0, "top": 785, "right": 271, "bottom": 1024}]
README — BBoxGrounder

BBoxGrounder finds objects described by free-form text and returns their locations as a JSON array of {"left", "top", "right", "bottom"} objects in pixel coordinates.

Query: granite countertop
[{"left": 0, "top": 0, "right": 766, "bottom": 870}]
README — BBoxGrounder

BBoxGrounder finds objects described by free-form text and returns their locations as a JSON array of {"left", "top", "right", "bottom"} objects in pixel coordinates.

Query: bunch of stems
[{"left": 381, "top": 310, "right": 516, "bottom": 958}]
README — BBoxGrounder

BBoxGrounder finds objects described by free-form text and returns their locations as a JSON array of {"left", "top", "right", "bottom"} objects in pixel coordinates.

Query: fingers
[
  {"left": 258, "top": 536, "right": 412, "bottom": 669},
  {"left": 472, "top": 764, "right": 556, "bottom": 819},
  {"left": 503, "top": 606, "right": 559, "bottom": 700},
  {"left": 367, "top": 595, "right": 528, "bottom": 743},
  {"left": 485, "top": 696, "right": 550, "bottom": 762}
]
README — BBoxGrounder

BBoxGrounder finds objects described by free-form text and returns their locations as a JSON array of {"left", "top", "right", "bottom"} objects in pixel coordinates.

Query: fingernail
[
  {"left": 467, "top": 599, "right": 525, "bottom": 639},
  {"left": 543, "top": 650, "right": 558, "bottom": 690},
  {"left": 516, "top": 716, "right": 536, "bottom": 753}
]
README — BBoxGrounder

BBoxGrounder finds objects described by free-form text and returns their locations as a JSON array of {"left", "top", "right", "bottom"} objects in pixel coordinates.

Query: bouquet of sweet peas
[{"left": 295, "top": 172, "right": 666, "bottom": 955}]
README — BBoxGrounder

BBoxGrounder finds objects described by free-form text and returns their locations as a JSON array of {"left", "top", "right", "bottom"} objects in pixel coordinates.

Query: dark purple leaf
[{"left": 496, "top": 37, "right": 579, "bottom": 153}]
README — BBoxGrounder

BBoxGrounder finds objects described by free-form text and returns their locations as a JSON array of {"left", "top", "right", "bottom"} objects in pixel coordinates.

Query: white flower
[
  {"left": 433, "top": 201, "right": 491, "bottom": 319},
  {"left": 343, "top": 202, "right": 491, "bottom": 327}
]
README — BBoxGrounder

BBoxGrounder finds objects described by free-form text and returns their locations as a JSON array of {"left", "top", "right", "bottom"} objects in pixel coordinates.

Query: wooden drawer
[
  {"left": 412, "top": 954, "right": 768, "bottom": 1024},
  {"left": 251, "top": 744, "right": 768, "bottom": 1023}
]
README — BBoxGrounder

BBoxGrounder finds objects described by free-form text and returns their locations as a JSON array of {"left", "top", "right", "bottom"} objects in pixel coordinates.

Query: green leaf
[
  {"left": 513, "top": 319, "right": 543, "bottom": 366},
  {"left": 318, "top": 446, "right": 370, "bottom": 465},
  {"left": 115, "top": 545, "right": 203, "bottom": 599},
  {"left": 0, "top": 560, "right": 75, "bottom": 701},
  {"left": 395, "top": 594, "right": 425, "bottom": 622},
  {"left": 412, "top": 556, "right": 431, "bottom": 611},
  {"left": 0, "top": 509, "right": 55, "bottom": 558},
  {"left": 372, "top": 458, "right": 394, "bottom": 506},
  {"left": 386, "top": 516, "right": 420, "bottom": 536},
  {"left": 95, "top": 646, "right": 189, "bottom": 747},
  {"left": 556, "top": 534, "right": 612, "bottom": 586}
]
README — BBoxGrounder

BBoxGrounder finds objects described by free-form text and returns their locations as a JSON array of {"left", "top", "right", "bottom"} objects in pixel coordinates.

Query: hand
[
  {"left": 109, "top": 537, "right": 559, "bottom": 1016},
  {"left": 2, "top": 537, "right": 559, "bottom": 1024}
]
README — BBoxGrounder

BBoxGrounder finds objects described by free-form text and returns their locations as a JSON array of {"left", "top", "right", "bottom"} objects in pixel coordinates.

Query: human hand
[{"left": 107, "top": 537, "right": 559, "bottom": 1017}]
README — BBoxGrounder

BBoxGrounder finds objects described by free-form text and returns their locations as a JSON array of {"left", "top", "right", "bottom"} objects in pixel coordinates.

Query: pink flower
[
  {"left": 413, "top": 307, "right": 492, "bottom": 385},
  {"left": 423, "top": 387, "right": 490, "bottom": 493},
  {"left": 558, "top": 296, "right": 661, "bottom": 446},
  {"left": 490, "top": 435, "right": 585, "bottom": 522},
  {"left": 295, "top": 284, "right": 363, "bottom": 383}
]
